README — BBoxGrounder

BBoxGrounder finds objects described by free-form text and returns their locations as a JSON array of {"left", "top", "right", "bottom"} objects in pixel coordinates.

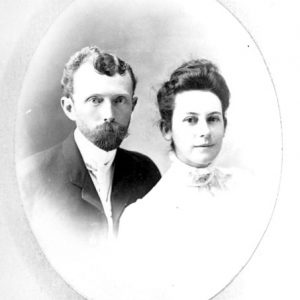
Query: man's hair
[
  {"left": 61, "top": 46, "right": 137, "bottom": 98},
  {"left": 157, "top": 59, "right": 230, "bottom": 130}
]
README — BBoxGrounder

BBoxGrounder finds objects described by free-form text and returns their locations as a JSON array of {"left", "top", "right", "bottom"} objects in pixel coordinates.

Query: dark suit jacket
[{"left": 17, "top": 133, "right": 161, "bottom": 245}]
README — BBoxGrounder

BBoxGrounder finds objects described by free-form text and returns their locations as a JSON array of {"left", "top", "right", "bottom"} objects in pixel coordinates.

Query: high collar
[
  {"left": 168, "top": 151, "right": 230, "bottom": 189},
  {"left": 74, "top": 128, "right": 116, "bottom": 173},
  {"left": 169, "top": 151, "right": 216, "bottom": 175}
]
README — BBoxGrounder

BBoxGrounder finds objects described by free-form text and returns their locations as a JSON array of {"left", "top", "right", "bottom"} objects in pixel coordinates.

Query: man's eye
[
  {"left": 88, "top": 97, "right": 103, "bottom": 105},
  {"left": 114, "top": 96, "right": 127, "bottom": 104},
  {"left": 184, "top": 116, "right": 198, "bottom": 124}
]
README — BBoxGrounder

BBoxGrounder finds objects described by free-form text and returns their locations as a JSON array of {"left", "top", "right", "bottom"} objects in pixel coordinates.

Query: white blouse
[{"left": 118, "top": 156, "right": 271, "bottom": 299}]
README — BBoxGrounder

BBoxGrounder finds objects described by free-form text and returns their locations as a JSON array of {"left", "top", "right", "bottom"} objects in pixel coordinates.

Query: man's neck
[{"left": 74, "top": 128, "right": 117, "bottom": 171}]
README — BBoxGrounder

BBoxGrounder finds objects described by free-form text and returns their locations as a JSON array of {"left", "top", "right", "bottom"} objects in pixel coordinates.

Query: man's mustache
[
  {"left": 92, "top": 121, "right": 129, "bottom": 151},
  {"left": 97, "top": 121, "right": 125, "bottom": 133}
]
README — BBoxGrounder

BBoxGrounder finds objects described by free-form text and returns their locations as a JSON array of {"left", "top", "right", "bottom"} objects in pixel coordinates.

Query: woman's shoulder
[
  {"left": 123, "top": 184, "right": 163, "bottom": 217},
  {"left": 217, "top": 166, "right": 256, "bottom": 184},
  {"left": 120, "top": 186, "right": 160, "bottom": 223},
  {"left": 118, "top": 174, "right": 172, "bottom": 237},
  {"left": 217, "top": 166, "right": 266, "bottom": 208},
  {"left": 210, "top": 166, "right": 262, "bottom": 202}
]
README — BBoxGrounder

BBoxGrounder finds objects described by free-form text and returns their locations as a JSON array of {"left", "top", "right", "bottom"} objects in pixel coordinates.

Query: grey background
[{"left": 0, "top": 0, "right": 298, "bottom": 299}]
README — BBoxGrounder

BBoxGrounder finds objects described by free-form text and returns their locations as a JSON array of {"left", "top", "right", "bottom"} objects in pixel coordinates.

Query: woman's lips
[{"left": 194, "top": 144, "right": 214, "bottom": 148}]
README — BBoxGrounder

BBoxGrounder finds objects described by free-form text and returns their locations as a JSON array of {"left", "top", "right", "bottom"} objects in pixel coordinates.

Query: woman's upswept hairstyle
[
  {"left": 61, "top": 46, "right": 137, "bottom": 98},
  {"left": 157, "top": 59, "right": 230, "bottom": 131}
]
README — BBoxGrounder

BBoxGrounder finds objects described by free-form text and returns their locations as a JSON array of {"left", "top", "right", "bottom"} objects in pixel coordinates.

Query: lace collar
[{"left": 169, "top": 152, "right": 231, "bottom": 190}]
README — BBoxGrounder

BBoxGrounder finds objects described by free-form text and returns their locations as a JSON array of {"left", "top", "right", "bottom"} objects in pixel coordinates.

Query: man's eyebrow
[
  {"left": 112, "top": 93, "right": 131, "bottom": 97},
  {"left": 86, "top": 93, "right": 102, "bottom": 97},
  {"left": 85, "top": 92, "right": 131, "bottom": 99}
]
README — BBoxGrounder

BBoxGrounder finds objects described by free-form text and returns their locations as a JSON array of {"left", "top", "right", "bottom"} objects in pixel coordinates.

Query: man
[{"left": 18, "top": 46, "right": 161, "bottom": 250}]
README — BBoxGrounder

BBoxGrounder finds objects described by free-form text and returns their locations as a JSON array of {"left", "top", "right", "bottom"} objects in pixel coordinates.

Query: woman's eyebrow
[
  {"left": 207, "top": 111, "right": 222, "bottom": 116},
  {"left": 185, "top": 112, "right": 199, "bottom": 115},
  {"left": 184, "top": 112, "right": 222, "bottom": 116}
]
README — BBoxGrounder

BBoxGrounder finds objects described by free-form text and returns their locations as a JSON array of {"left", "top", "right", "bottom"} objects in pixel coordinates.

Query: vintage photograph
[{"left": 1, "top": 0, "right": 295, "bottom": 299}]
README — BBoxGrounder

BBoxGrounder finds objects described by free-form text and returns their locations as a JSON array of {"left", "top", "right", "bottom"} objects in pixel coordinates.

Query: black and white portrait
[{"left": 0, "top": 0, "right": 297, "bottom": 299}]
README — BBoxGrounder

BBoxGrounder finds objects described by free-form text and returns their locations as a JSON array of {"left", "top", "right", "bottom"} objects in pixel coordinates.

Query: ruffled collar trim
[{"left": 169, "top": 152, "right": 231, "bottom": 190}]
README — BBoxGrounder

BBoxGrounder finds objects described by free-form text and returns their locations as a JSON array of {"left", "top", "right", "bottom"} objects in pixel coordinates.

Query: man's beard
[{"left": 79, "top": 122, "right": 129, "bottom": 151}]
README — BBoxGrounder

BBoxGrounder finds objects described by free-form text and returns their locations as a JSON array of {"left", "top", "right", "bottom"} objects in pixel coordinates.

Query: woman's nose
[
  {"left": 102, "top": 100, "right": 115, "bottom": 122},
  {"left": 197, "top": 120, "right": 210, "bottom": 138}
]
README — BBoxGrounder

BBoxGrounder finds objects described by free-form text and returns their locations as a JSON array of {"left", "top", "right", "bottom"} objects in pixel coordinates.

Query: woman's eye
[
  {"left": 184, "top": 116, "right": 198, "bottom": 124},
  {"left": 207, "top": 115, "right": 221, "bottom": 123}
]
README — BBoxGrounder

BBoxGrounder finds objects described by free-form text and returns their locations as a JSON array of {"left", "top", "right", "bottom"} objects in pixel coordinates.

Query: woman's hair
[{"left": 157, "top": 59, "right": 230, "bottom": 131}]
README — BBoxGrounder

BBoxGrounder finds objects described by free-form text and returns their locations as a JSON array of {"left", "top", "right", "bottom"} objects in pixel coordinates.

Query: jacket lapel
[
  {"left": 81, "top": 173, "right": 104, "bottom": 211},
  {"left": 111, "top": 148, "right": 135, "bottom": 230},
  {"left": 62, "top": 133, "right": 105, "bottom": 212}
]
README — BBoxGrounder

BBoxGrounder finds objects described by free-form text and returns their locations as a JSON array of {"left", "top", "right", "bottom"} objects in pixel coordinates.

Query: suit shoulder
[
  {"left": 119, "top": 148, "right": 155, "bottom": 163},
  {"left": 117, "top": 148, "right": 161, "bottom": 187},
  {"left": 17, "top": 143, "right": 64, "bottom": 182},
  {"left": 118, "top": 148, "right": 160, "bottom": 172}
]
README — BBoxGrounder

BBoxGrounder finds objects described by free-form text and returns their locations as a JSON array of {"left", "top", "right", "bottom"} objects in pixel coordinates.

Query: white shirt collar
[{"left": 74, "top": 128, "right": 117, "bottom": 173}]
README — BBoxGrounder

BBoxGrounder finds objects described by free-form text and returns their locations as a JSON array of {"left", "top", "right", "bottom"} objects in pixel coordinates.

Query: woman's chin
[
  {"left": 175, "top": 150, "right": 219, "bottom": 168},
  {"left": 187, "top": 153, "right": 216, "bottom": 167},
  {"left": 185, "top": 158, "right": 213, "bottom": 168}
]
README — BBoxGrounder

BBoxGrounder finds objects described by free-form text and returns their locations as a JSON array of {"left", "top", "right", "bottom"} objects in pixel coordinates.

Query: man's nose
[{"left": 102, "top": 100, "right": 115, "bottom": 122}]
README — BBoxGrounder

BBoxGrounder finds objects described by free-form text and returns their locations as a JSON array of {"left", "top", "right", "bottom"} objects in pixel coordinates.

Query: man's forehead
[{"left": 72, "top": 61, "right": 133, "bottom": 95}]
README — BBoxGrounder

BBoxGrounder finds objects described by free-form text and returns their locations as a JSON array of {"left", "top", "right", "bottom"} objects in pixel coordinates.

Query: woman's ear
[
  {"left": 61, "top": 96, "right": 76, "bottom": 121},
  {"left": 223, "top": 111, "right": 227, "bottom": 134},
  {"left": 160, "top": 121, "right": 172, "bottom": 141}
]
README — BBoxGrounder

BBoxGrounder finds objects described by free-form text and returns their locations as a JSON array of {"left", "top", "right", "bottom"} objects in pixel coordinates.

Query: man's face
[{"left": 63, "top": 62, "right": 136, "bottom": 151}]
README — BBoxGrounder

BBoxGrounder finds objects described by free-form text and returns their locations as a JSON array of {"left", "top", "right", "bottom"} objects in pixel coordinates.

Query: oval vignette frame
[{"left": 5, "top": 0, "right": 282, "bottom": 299}]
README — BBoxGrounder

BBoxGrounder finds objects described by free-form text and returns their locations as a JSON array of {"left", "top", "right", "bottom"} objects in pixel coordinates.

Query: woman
[{"left": 118, "top": 59, "right": 269, "bottom": 299}]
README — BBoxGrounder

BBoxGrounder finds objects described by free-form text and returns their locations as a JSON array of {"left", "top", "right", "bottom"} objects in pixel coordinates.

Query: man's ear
[
  {"left": 160, "top": 121, "right": 172, "bottom": 141},
  {"left": 61, "top": 96, "right": 76, "bottom": 121},
  {"left": 132, "top": 96, "right": 138, "bottom": 111}
]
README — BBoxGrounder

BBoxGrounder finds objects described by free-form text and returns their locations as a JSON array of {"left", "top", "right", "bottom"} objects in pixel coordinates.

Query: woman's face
[{"left": 165, "top": 90, "right": 225, "bottom": 168}]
